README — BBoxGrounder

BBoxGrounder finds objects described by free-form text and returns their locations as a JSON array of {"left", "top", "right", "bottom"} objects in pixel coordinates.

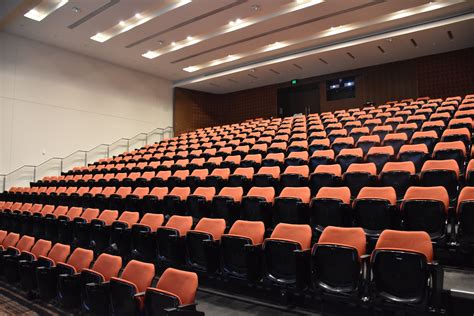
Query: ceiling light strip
[
  {"left": 91, "top": 0, "right": 192, "bottom": 43},
  {"left": 180, "top": 0, "right": 464, "bottom": 73},
  {"left": 142, "top": 0, "right": 324, "bottom": 59},
  {"left": 24, "top": 0, "right": 69, "bottom": 21},
  {"left": 173, "top": 12, "right": 473, "bottom": 87}
]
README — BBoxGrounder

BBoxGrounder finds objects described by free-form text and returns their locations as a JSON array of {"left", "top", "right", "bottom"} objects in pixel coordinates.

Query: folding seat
[
  {"left": 210, "top": 187, "right": 243, "bottom": 227},
  {"left": 127, "top": 213, "right": 165, "bottom": 263},
  {"left": 167, "top": 169, "right": 190, "bottom": 189},
  {"left": 455, "top": 109, "right": 474, "bottom": 120},
  {"left": 228, "top": 167, "right": 254, "bottom": 193},
  {"left": 382, "top": 132, "right": 408, "bottom": 154},
  {"left": 357, "top": 135, "right": 380, "bottom": 155},
  {"left": 157, "top": 215, "right": 193, "bottom": 266},
  {"left": 241, "top": 187, "right": 275, "bottom": 228},
  {"left": 262, "top": 223, "right": 312, "bottom": 290},
  {"left": 184, "top": 169, "right": 209, "bottom": 192},
  {"left": 88, "top": 209, "right": 119, "bottom": 253},
  {"left": 42, "top": 205, "right": 69, "bottom": 241},
  {"left": 255, "top": 137, "right": 272, "bottom": 146},
  {"left": 175, "top": 150, "right": 189, "bottom": 161},
  {"left": 203, "top": 156, "right": 223, "bottom": 172},
  {"left": 254, "top": 166, "right": 281, "bottom": 189},
  {"left": 371, "top": 125, "right": 393, "bottom": 142},
  {"left": 158, "top": 160, "right": 174, "bottom": 171},
  {"left": 370, "top": 230, "right": 441, "bottom": 311},
  {"left": 421, "top": 120, "right": 445, "bottom": 137},
  {"left": 448, "top": 117, "right": 473, "bottom": 131},
  {"left": 335, "top": 148, "right": 363, "bottom": 172},
  {"left": 311, "top": 226, "right": 366, "bottom": 299},
  {"left": 0, "top": 234, "right": 34, "bottom": 276},
  {"left": 141, "top": 268, "right": 202, "bottom": 316},
  {"left": 144, "top": 161, "right": 160, "bottom": 172},
  {"left": 205, "top": 168, "right": 230, "bottom": 191},
  {"left": 280, "top": 165, "right": 309, "bottom": 188},
  {"left": 107, "top": 211, "right": 140, "bottom": 257},
  {"left": 411, "top": 130, "right": 438, "bottom": 152},
  {"left": 328, "top": 129, "right": 348, "bottom": 143},
  {"left": 353, "top": 186, "right": 399, "bottom": 238},
  {"left": 141, "top": 187, "right": 168, "bottom": 215},
  {"left": 290, "top": 133, "right": 307, "bottom": 142},
  {"left": 379, "top": 161, "right": 415, "bottom": 200},
  {"left": 406, "top": 115, "right": 427, "bottom": 129},
  {"left": 331, "top": 137, "right": 355, "bottom": 156},
  {"left": 18, "top": 242, "right": 70, "bottom": 293},
  {"left": 432, "top": 141, "right": 466, "bottom": 170},
  {"left": 273, "top": 187, "right": 311, "bottom": 226},
  {"left": 364, "top": 119, "right": 382, "bottom": 132},
  {"left": 401, "top": 186, "right": 448, "bottom": 241},
  {"left": 185, "top": 218, "right": 226, "bottom": 272},
  {"left": 163, "top": 187, "right": 191, "bottom": 218},
  {"left": 287, "top": 140, "right": 308, "bottom": 154},
  {"left": 308, "top": 131, "right": 327, "bottom": 144},
  {"left": 349, "top": 127, "right": 370, "bottom": 143},
  {"left": 96, "top": 260, "right": 155, "bottom": 315},
  {"left": 343, "top": 162, "right": 377, "bottom": 197},
  {"left": 107, "top": 186, "right": 132, "bottom": 212},
  {"left": 149, "top": 170, "right": 171, "bottom": 188},
  {"left": 309, "top": 164, "right": 341, "bottom": 195},
  {"left": 326, "top": 123, "right": 343, "bottom": 135},
  {"left": 241, "top": 154, "right": 262, "bottom": 170},
  {"left": 187, "top": 158, "right": 205, "bottom": 172},
  {"left": 420, "top": 159, "right": 459, "bottom": 200},
  {"left": 220, "top": 155, "right": 241, "bottom": 172},
  {"left": 201, "top": 148, "right": 217, "bottom": 160},
  {"left": 394, "top": 110, "right": 412, "bottom": 121},
  {"left": 232, "top": 145, "right": 250, "bottom": 158},
  {"left": 37, "top": 247, "right": 94, "bottom": 300},
  {"left": 398, "top": 144, "right": 429, "bottom": 172},
  {"left": 309, "top": 138, "right": 330, "bottom": 155},
  {"left": 385, "top": 117, "right": 404, "bottom": 130},
  {"left": 309, "top": 187, "right": 351, "bottom": 236},
  {"left": 268, "top": 141, "right": 287, "bottom": 155},
  {"left": 186, "top": 187, "right": 216, "bottom": 221},
  {"left": 441, "top": 127, "right": 471, "bottom": 148},
  {"left": 30, "top": 205, "right": 55, "bottom": 239},
  {"left": 308, "top": 149, "right": 334, "bottom": 172},
  {"left": 395, "top": 123, "right": 418, "bottom": 140},
  {"left": 220, "top": 220, "right": 265, "bottom": 281}
]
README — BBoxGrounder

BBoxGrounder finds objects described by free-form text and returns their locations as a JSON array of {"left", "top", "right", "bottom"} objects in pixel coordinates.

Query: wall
[
  {"left": 0, "top": 32, "right": 173, "bottom": 175},
  {"left": 175, "top": 47, "right": 474, "bottom": 134}
]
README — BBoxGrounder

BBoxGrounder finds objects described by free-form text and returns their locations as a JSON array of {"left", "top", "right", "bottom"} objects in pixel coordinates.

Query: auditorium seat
[
  {"left": 273, "top": 187, "right": 311, "bottom": 225},
  {"left": 187, "top": 187, "right": 216, "bottom": 221},
  {"left": 370, "top": 230, "right": 441, "bottom": 311},
  {"left": 432, "top": 141, "right": 466, "bottom": 170},
  {"left": 108, "top": 260, "right": 155, "bottom": 315},
  {"left": 262, "top": 223, "right": 312, "bottom": 290},
  {"left": 398, "top": 144, "right": 429, "bottom": 172},
  {"left": 186, "top": 217, "right": 226, "bottom": 272},
  {"left": 205, "top": 168, "right": 230, "bottom": 191},
  {"left": 312, "top": 226, "right": 366, "bottom": 299},
  {"left": 89, "top": 209, "right": 119, "bottom": 253},
  {"left": 212, "top": 187, "right": 243, "bottom": 227},
  {"left": 163, "top": 187, "right": 191, "bottom": 218},
  {"left": 108, "top": 211, "right": 140, "bottom": 257},
  {"left": 228, "top": 167, "right": 254, "bottom": 192},
  {"left": 241, "top": 187, "right": 275, "bottom": 228},
  {"left": 401, "top": 186, "right": 449, "bottom": 242},
  {"left": 142, "top": 187, "right": 168, "bottom": 215},
  {"left": 157, "top": 215, "right": 193, "bottom": 266},
  {"left": 143, "top": 268, "right": 201, "bottom": 316},
  {"left": 380, "top": 161, "right": 416, "bottom": 200},
  {"left": 420, "top": 159, "right": 460, "bottom": 199},
  {"left": 310, "top": 187, "right": 351, "bottom": 234},
  {"left": 220, "top": 220, "right": 265, "bottom": 281}
]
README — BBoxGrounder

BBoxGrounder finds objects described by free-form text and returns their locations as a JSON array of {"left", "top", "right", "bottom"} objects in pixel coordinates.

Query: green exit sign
[{"left": 291, "top": 79, "right": 297, "bottom": 85}]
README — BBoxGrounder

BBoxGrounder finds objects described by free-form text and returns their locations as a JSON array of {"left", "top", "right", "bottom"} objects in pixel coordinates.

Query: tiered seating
[{"left": 1, "top": 93, "right": 474, "bottom": 313}]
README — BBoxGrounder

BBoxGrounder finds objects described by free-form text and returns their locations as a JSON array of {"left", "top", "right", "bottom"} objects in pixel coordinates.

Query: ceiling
[{"left": 2, "top": 0, "right": 474, "bottom": 94}]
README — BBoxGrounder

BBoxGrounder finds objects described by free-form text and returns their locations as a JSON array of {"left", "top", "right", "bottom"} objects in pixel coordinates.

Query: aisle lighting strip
[
  {"left": 24, "top": 0, "right": 69, "bottom": 21},
  {"left": 181, "top": 0, "right": 464, "bottom": 73},
  {"left": 142, "top": 0, "right": 325, "bottom": 59},
  {"left": 91, "top": 0, "right": 192, "bottom": 43}
]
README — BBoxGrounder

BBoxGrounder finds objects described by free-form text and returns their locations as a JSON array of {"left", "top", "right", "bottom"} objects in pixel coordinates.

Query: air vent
[
  {"left": 227, "top": 79, "right": 238, "bottom": 83},
  {"left": 248, "top": 74, "right": 258, "bottom": 79},
  {"left": 319, "top": 58, "right": 328, "bottom": 64},
  {"left": 377, "top": 45, "right": 385, "bottom": 54},
  {"left": 292, "top": 63, "right": 303, "bottom": 70},
  {"left": 447, "top": 30, "right": 454, "bottom": 40},
  {"left": 269, "top": 69, "right": 280, "bottom": 75},
  {"left": 347, "top": 52, "right": 355, "bottom": 59},
  {"left": 410, "top": 38, "right": 418, "bottom": 47}
]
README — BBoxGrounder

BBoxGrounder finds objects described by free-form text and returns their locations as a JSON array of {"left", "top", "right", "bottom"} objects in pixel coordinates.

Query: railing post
[
  {"left": 85, "top": 151, "right": 88, "bottom": 166},
  {"left": 60, "top": 159, "right": 63, "bottom": 175},
  {"left": 33, "top": 167, "right": 37, "bottom": 182},
  {"left": 106, "top": 145, "right": 110, "bottom": 158},
  {"left": 127, "top": 139, "right": 130, "bottom": 152}
]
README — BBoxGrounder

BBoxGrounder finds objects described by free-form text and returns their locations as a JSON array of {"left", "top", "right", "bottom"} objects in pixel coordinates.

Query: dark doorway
[{"left": 277, "top": 83, "right": 320, "bottom": 117}]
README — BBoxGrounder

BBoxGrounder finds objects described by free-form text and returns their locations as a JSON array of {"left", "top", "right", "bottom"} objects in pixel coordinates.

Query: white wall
[{"left": 0, "top": 32, "right": 173, "bottom": 180}]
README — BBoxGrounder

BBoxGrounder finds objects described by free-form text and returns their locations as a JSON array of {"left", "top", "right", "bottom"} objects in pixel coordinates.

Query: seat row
[{"left": 0, "top": 231, "right": 203, "bottom": 315}]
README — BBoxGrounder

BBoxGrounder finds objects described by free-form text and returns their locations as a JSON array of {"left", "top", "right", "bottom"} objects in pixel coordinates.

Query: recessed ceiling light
[
  {"left": 135, "top": 13, "right": 142, "bottom": 19},
  {"left": 157, "top": 40, "right": 164, "bottom": 45},
  {"left": 119, "top": 21, "right": 125, "bottom": 26},
  {"left": 187, "top": 36, "right": 193, "bottom": 40},
  {"left": 24, "top": 0, "right": 69, "bottom": 21},
  {"left": 171, "top": 42, "right": 176, "bottom": 46},
  {"left": 72, "top": 6, "right": 80, "bottom": 13}
]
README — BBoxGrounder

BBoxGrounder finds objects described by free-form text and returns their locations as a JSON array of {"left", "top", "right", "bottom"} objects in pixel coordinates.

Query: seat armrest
[
  {"left": 134, "top": 291, "right": 145, "bottom": 298},
  {"left": 293, "top": 249, "right": 311, "bottom": 290},
  {"left": 428, "top": 261, "right": 444, "bottom": 312}
]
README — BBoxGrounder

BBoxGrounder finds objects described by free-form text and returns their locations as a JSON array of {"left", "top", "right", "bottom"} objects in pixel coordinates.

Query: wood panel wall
[{"left": 174, "top": 47, "right": 473, "bottom": 135}]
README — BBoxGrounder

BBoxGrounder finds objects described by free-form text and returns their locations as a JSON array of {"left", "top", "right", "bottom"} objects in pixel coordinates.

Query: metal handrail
[{"left": 0, "top": 125, "right": 174, "bottom": 191}]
